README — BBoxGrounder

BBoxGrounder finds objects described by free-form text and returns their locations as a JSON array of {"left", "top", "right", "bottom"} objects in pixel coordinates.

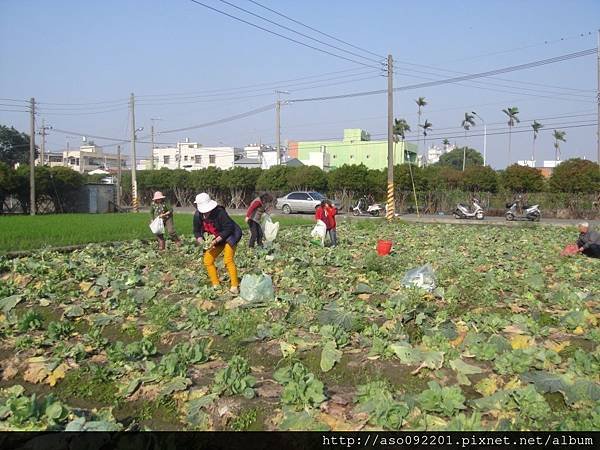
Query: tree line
[
  {"left": 1, "top": 155, "right": 598, "bottom": 214},
  {"left": 1, "top": 123, "right": 598, "bottom": 215}
]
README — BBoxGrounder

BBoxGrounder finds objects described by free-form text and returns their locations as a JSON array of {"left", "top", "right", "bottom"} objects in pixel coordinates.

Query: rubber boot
[{"left": 158, "top": 239, "right": 166, "bottom": 251}]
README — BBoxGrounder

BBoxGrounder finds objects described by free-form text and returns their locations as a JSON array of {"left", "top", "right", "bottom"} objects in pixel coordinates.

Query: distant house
[
  {"left": 59, "top": 141, "right": 128, "bottom": 173},
  {"left": 234, "top": 157, "right": 262, "bottom": 169},
  {"left": 517, "top": 160, "right": 562, "bottom": 178},
  {"left": 153, "top": 138, "right": 243, "bottom": 171},
  {"left": 284, "top": 158, "right": 304, "bottom": 167}
]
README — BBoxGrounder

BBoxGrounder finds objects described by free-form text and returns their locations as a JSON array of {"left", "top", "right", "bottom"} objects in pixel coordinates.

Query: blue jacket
[{"left": 193, "top": 206, "right": 242, "bottom": 247}]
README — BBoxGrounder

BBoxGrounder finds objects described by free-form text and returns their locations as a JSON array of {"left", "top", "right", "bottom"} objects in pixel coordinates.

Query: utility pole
[
  {"left": 116, "top": 144, "right": 122, "bottom": 208},
  {"left": 29, "top": 98, "right": 36, "bottom": 215},
  {"left": 274, "top": 90, "right": 289, "bottom": 166},
  {"left": 386, "top": 55, "right": 395, "bottom": 221},
  {"left": 130, "top": 93, "right": 139, "bottom": 212},
  {"left": 150, "top": 118, "right": 162, "bottom": 170},
  {"left": 275, "top": 99, "right": 281, "bottom": 166},
  {"left": 597, "top": 29, "right": 599, "bottom": 168},
  {"left": 150, "top": 124, "right": 155, "bottom": 170},
  {"left": 473, "top": 112, "right": 487, "bottom": 166},
  {"left": 40, "top": 118, "right": 46, "bottom": 166}
]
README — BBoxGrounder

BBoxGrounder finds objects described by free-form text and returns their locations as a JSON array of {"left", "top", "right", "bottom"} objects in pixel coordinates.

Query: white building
[
  {"left": 421, "top": 144, "right": 456, "bottom": 166},
  {"left": 137, "top": 159, "right": 152, "bottom": 171},
  {"left": 241, "top": 144, "right": 288, "bottom": 169},
  {"left": 243, "top": 144, "right": 274, "bottom": 159},
  {"left": 261, "top": 149, "right": 279, "bottom": 169},
  {"left": 518, "top": 160, "right": 562, "bottom": 168},
  {"left": 300, "top": 149, "right": 331, "bottom": 171},
  {"left": 153, "top": 139, "right": 243, "bottom": 171},
  {"left": 517, "top": 160, "right": 536, "bottom": 168},
  {"left": 62, "top": 142, "right": 127, "bottom": 173},
  {"left": 36, "top": 152, "right": 65, "bottom": 168}
]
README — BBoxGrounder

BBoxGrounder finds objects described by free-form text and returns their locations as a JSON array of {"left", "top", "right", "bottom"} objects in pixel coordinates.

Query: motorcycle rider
[
  {"left": 576, "top": 222, "right": 600, "bottom": 258},
  {"left": 357, "top": 196, "right": 368, "bottom": 214},
  {"left": 514, "top": 193, "right": 525, "bottom": 215}
]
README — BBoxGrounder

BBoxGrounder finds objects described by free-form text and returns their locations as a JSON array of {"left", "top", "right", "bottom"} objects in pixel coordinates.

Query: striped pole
[
  {"left": 132, "top": 184, "right": 139, "bottom": 212},
  {"left": 386, "top": 182, "right": 395, "bottom": 221},
  {"left": 386, "top": 54, "right": 395, "bottom": 222}
]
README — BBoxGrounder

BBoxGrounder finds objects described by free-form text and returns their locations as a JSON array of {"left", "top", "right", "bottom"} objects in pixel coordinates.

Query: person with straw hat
[
  {"left": 193, "top": 192, "right": 243, "bottom": 294},
  {"left": 150, "top": 191, "right": 180, "bottom": 250}
]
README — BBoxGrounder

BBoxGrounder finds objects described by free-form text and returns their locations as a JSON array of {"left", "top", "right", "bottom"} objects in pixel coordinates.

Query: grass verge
[{"left": 0, "top": 213, "right": 313, "bottom": 253}]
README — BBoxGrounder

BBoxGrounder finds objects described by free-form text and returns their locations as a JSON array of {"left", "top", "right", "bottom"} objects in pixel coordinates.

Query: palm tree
[
  {"left": 552, "top": 129, "right": 566, "bottom": 161},
  {"left": 502, "top": 106, "right": 520, "bottom": 165},
  {"left": 393, "top": 118, "right": 411, "bottom": 163},
  {"left": 461, "top": 112, "right": 476, "bottom": 171},
  {"left": 415, "top": 97, "right": 427, "bottom": 157},
  {"left": 531, "top": 120, "right": 543, "bottom": 163},
  {"left": 419, "top": 119, "right": 432, "bottom": 165}
]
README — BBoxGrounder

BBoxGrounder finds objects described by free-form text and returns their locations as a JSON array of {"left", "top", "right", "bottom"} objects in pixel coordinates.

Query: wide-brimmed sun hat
[
  {"left": 152, "top": 191, "right": 166, "bottom": 201},
  {"left": 194, "top": 192, "right": 218, "bottom": 213}
]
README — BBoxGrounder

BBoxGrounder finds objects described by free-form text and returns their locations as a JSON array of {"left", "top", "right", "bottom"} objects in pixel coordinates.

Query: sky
[{"left": 0, "top": 0, "right": 598, "bottom": 169}]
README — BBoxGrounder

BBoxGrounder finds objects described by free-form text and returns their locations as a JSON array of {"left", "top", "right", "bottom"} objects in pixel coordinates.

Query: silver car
[{"left": 276, "top": 191, "right": 327, "bottom": 214}]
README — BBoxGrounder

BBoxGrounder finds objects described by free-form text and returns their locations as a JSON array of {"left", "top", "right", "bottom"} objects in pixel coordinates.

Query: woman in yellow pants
[{"left": 193, "top": 193, "right": 243, "bottom": 294}]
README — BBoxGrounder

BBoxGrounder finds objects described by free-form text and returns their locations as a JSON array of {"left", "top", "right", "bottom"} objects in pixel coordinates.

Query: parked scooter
[
  {"left": 505, "top": 202, "right": 541, "bottom": 221},
  {"left": 453, "top": 198, "right": 485, "bottom": 220},
  {"left": 352, "top": 196, "right": 383, "bottom": 216}
]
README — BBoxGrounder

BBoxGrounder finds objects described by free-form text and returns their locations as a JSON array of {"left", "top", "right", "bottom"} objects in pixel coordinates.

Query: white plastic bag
[
  {"left": 263, "top": 215, "right": 280, "bottom": 242},
  {"left": 149, "top": 217, "right": 164, "bottom": 235},
  {"left": 240, "top": 273, "right": 275, "bottom": 303},
  {"left": 311, "top": 220, "right": 327, "bottom": 245},
  {"left": 402, "top": 264, "right": 436, "bottom": 292}
]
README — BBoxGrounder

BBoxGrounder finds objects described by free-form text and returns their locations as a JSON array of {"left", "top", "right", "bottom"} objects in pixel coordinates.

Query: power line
[
  {"left": 294, "top": 113, "right": 597, "bottom": 138},
  {"left": 0, "top": 98, "right": 29, "bottom": 104},
  {"left": 216, "top": 0, "right": 382, "bottom": 65},
  {"left": 51, "top": 128, "right": 130, "bottom": 142},
  {"left": 394, "top": 62, "right": 595, "bottom": 95},
  {"left": 36, "top": 97, "right": 129, "bottom": 107},
  {"left": 136, "top": 73, "right": 381, "bottom": 106},
  {"left": 395, "top": 69, "right": 593, "bottom": 99},
  {"left": 368, "top": 118, "right": 597, "bottom": 139},
  {"left": 394, "top": 72, "right": 594, "bottom": 104},
  {"left": 0, "top": 102, "right": 29, "bottom": 108},
  {"left": 441, "top": 30, "right": 596, "bottom": 65},
  {"left": 135, "top": 66, "right": 369, "bottom": 98},
  {"left": 393, "top": 48, "right": 598, "bottom": 93},
  {"left": 187, "top": 0, "right": 381, "bottom": 69},
  {"left": 287, "top": 122, "right": 596, "bottom": 150},
  {"left": 36, "top": 106, "right": 129, "bottom": 116},
  {"left": 288, "top": 48, "right": 597, "bottom": 103},
  {"left": 136, "top": 71, "right": 380, "bottom": 105},
  {"left": 157, "top": 103, "right": 275, "bottom": 135},
  {"left": 247, "top": 0, "right": 384, "bottom": 60},
  {"left": 0, "top": 108, "right": 29, "bottom": 113}
]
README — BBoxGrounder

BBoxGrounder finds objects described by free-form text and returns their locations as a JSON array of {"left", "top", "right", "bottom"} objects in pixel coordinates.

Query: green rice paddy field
[{"left": 0, "top": 214, "right": 312, "bottom": 253}]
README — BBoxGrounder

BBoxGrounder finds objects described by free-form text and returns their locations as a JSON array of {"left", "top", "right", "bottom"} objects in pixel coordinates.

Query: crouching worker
[
  {"left": 576, "top": 221, "right": 600, "bottom": 258},
  {"left": 193, "top": 193, "right": 243, "bottom": 294},
  {"left": 150, "top": 191, "right": 180, "bottom": 250},
  {"left": 245, "top": 193, "right": 273, "bottom": 248}
]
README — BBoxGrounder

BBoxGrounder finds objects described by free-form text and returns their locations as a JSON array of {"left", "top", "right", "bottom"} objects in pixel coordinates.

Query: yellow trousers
[{"left": 203, "top": 243, "right": 239, "bottom": 288}]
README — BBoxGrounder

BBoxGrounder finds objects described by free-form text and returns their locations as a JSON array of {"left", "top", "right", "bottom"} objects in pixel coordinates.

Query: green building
[{"left": 288, "top": 129, "right": 418, "bottom": 171}]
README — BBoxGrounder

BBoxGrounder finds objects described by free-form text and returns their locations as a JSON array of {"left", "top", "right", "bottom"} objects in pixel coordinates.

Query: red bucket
[{"left": 377, "top": 240, "right": 393, "bottom": 256}]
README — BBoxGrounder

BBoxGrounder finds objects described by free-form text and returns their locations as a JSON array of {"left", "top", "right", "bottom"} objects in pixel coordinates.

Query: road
[{"left": 166, "top": 206, "right": 598, "bottom": 228}]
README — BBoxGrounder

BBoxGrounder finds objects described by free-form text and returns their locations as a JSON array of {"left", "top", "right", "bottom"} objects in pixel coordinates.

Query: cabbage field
[{"left": 0, "top": 220, "right": 598, "bottom": 431}]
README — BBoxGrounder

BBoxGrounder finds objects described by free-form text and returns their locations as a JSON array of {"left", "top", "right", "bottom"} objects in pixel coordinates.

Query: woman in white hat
[
  {"left": 193, "top": 193, "right": 243, "bottom": 294},
  {"left": 150, "top": 191, "right": 180, "bottom": 250}
]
